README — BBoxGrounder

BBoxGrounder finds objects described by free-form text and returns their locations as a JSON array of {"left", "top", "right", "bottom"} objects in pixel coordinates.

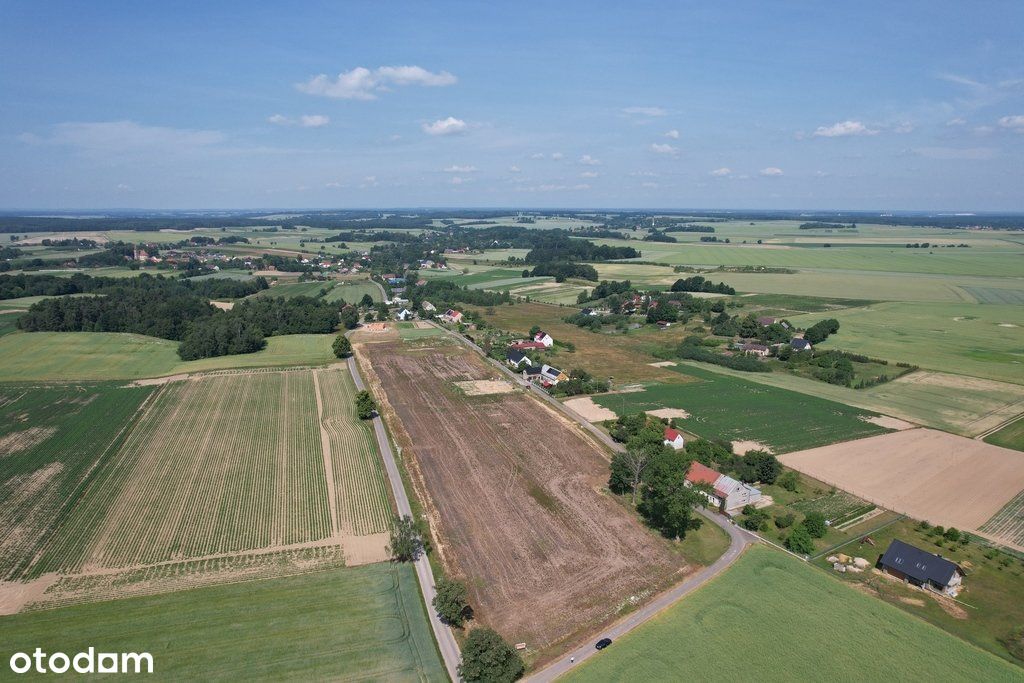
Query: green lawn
[
  {"left": 565, "top": 546, "right": 1021, "bottom": 682},
  {"left": 789, "top": 302, "right": 1024, "bottom": 385},
  {"left": 0, "top": 332, "right": 337, "bottom": 381},
  {"left": 0, "top": 563, "right": 445, "bottom": 681},
  {"left": 592, "top": 364, "right": 886, "bottom": 453}
]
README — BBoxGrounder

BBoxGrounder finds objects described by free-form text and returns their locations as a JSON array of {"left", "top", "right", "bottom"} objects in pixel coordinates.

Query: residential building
[{"left": 878, "top": 539, "right": 964, "bottom": 596}]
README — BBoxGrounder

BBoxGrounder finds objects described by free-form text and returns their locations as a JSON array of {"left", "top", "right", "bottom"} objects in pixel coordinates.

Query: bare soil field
[
  {"left": 358, "top": 338, "right": 684, "bottom": 654},
  {"left": 780, "top": 429, "right": 1024, "bottom": 550},
  {"left": 646, "top": 408, "right": 690, "bottom": 420},
  {"left": 732, "top": 440, "right": 772, "bottom": 455},
  {"left": 563, "top": 396, "right": 617, "bottom": 421},
  {"left": 455, "top": 379, "right": 515, "bottom": 396}
]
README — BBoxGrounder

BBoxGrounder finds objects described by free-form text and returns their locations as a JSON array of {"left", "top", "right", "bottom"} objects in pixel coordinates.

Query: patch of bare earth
[
  {"left": 362, "top": 340, "right": 684, "bottom": 656},
  {"left": 209, "top": 300, "right": 234, "bottom": 311},
  {"left": 0, "top": 427, "right": 56, "bottom": 457},
  {"left": 732, "top": 440, "right": 773, "bottom": 455},
  {"left": 455, "top": 379, "right": 515, "bottom": 396},
  {"left": 780, "top": 429, "right": 1024, "bottom": 550},
  {"left": 563, "top": 397, "right": 617, "bottom": 422},
  {"left": 648, "top": 361, "right": 677, "bottom": 368},
  {"left": 646, "top": 408, "right": 690, "bottom": 420},
  {"left": 125, "top": 373, "right": 189, "bottom": 387},
  {"left": 859, "top": 415, "right": 917, "bottom": 430}
]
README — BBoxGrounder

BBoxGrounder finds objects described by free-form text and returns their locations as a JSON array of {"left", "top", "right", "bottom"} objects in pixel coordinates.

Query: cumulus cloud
[
  {"left": 759, "top": 167, "right": 784, "bottom": 176},
  {"left": 360, "top": 175, "right": 378, "bottom": 188},
  {"left": 443, "top": 165, "right": 477, "bottom": 173},
  {"left": 664, "top": 129, "right": 680, "bottom": 139},
  {"left": 649, "top": 143, "right": 678, "bottom": 156},
  {"left": 710, "top": 167, "right": 732, "bottom": 177},
  {"left": 623, "top": 106, "right": 667, "bottom": 116},
  {"left": 579, "top": 154, "right": 600, "bottom": 166},
  {"left": 812, "top": 120, "right": 879, "bottom": 137},
  {"left": 508, "top": 164, "right": 521, "bottom": 173},
  {"left": 422, "top": 117, "right": 468, "bottom": 136},
  {"left": 297, "top": 65, "right": 456, "bottom": 100},
  {"left": 946, "top": 117, "right": 967, "bottom": 126},
  {"left": 998, "top": 115, "right": 1024, "bottom": 132},
  {"left": 550, "top": 152, "right": 564, "bottom": 160},
  {"left": 580, "top": 171, "right": 600, "bottom": 178}
]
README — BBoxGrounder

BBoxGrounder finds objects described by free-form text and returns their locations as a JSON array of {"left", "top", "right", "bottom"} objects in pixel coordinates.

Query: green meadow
[
  {"left": 565, "top": 547, "right": 1021, "bottom": 682},
  {"left": 0, "top": 332, "right": 337, "bottom": 381},
  {"left": 0, "top": 563, "right": 444, "bottom": 681}
]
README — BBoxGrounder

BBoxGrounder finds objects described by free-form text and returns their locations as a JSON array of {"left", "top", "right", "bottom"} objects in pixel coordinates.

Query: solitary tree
[
  {"left": 802, "top": 512, "right": 827, "bottom": 538},
  {"left": 785, "top": 525, "right": 815, "bottom": 555},
  {"left": 432, "top": 577, "right": 471, "bottom": 627},
  {"left": 355, "top": 390, "right": 376, "bottom": 420},
  {"left": 359, "top": 293, "right": 374, "bottom": 308},
  {"left": 332, "top": 334, "right": 352, "bottom": 358},
  {"left": 387, "top": 515, "right": 425, "bottom": 562},
  {"left": 609, "top": 446, "right": 651, "bottom": 505},
  {"left": 458, "top": 628, "right": 524, "bottom": 683}
]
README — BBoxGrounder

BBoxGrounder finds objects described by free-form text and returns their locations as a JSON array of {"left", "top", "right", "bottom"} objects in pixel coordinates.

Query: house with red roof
[
  {"left": 533, "top": 331, "right": 554, "bottom": 347},
  {"left": 684, "top": 462, "right": 762, "bottom": 513},
  {"left": 663, "top": 427, "right": 686, "bottom": 450}
]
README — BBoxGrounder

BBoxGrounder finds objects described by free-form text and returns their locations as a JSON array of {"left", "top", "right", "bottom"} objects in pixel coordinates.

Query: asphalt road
[
  {"left": 346, "top": 355, "right": 462, "bottom": 682},
  {"left": 428, "top": 322, "right": 756, "bottom": 681},
  {"left": 524, "top": 509, "right": 754, "bottom": 682}
]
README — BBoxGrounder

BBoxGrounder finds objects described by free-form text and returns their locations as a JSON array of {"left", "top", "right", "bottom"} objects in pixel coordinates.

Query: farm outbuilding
[{"left": 878, "top": 539, "right": 964, "bottom": 596}]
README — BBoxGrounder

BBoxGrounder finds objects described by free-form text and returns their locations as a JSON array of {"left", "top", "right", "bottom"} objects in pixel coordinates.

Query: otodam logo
[{"left": 8, "top": 648, "right": 153, "bottom": 675}]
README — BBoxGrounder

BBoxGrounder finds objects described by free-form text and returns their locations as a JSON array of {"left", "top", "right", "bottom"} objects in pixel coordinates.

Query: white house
[
  {"left": 422, "top": 301, "right": 437, "bottom": 313},
  {"left": 663, "top": 427, "right": 686, "bottom": 450},
  {"left": 685, "top": 462, "right": 761, "bottom": 513},
  {"left": 441, "top": 309, "right": 464, "bottom": 324},
  {"left": 396, "top": 308, "right": 414, "bottom": 321},
  {"left": 539, "top": 364, "right": 567, "bottom": 385},
  {"left": 534, "top": 331, "right": 554, "bottom": 347}
]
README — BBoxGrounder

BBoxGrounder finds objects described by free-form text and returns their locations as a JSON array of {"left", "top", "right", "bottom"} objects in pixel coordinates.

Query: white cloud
[
  {"left": 579, "top": 154, "right": 600, "bottom": 166},
  {"left": 812, "top": 120, "right": 879, "bottom": 137},
  {"left": 649, "top": 143, "right": 678, "bottom": 156},
  {"left": 449, "top": 176, "right": 468, "bottom": 185},
  {"left": 623, "top": 106, "right": 667, "bottom": 116},
  {"left": 641, "top": 181, "right": 659, "bottom": 188},
  {"left": 516, "top": 183, "right": 590, "bottom": 192},
  {"left": 550, "top": 152, "right": 564, "bottom": 160},
  {"left": 629, "top": 170, "right": 658, "bottom": 177},
  {"left": 422, "top": 117, "right": 468, "bottom": 136},
  {"left": 324, "top": 181, "right": 345, "bottom": 188},
  {"left": 508, "top": 164, "right": 521, "bottom": 173},
  {"left": 529, "top": 153, "right": 545, "bottom": 160},
  {"left": 664, "top": 129, "right": 680, "bottom": 139},
  {"left": 443, "top": 165, "right": 477, "bottom": 173},
  {"left": 946, "top": 117, "right": 967, "bottom": 126},
  {"left": 997, "top": 115, "right": 1024, "bottom": 132},
  {"left": 297, "top": 65, "right": 456, "bottom": 100},
  {"left": 268, "top": 114, "right": 329, "bottom": 127},
  {"left": 299, "top": 114, "right": 329, "bottom": 128},
  {"left": 360, "top": 175, "right": 378, "bottom": 188},
  {"left": 710, "top": 167, "right": 732, "bottom": 177},
  {"left": 580, "top": 171, "right": 600, "bottom": 178},
  {"left": 759, "top": 167, "right": 784, "bottom": 176}
]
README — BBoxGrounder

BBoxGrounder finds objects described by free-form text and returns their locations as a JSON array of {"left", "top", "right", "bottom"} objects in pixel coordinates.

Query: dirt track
[
  {"left": 361, "top": 340, "right": 683, "bottom": 652},
  {"left": 780, "top": 429, "right": 1024, "bottom": 549}
]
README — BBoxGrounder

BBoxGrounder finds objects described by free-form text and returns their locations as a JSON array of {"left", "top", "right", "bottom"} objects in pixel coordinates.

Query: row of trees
[{"left": 670, "top": 275, "right": 735, "bottom": 295}]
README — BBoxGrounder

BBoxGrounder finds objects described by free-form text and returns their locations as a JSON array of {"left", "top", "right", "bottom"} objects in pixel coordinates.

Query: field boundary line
[{"left": 809, "top": 515, "right": 907, "bottom": 561}]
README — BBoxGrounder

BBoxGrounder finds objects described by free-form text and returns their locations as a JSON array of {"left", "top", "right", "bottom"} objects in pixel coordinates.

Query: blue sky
[{"left": 1, "top": 2, "right": 1022, "bottom": 210}]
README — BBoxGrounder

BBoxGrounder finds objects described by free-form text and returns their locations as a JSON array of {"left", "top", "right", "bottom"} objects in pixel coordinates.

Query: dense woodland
[{"left": 11, "top": 273, "right": 336, "bottom": 360}]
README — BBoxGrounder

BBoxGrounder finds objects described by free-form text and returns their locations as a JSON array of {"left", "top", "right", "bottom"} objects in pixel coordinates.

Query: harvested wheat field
[
  {"left": 780, "top": 429, "right": 1024, "bottom": 550},
  {"left": 563, "top": 396, "right": 617, "bottom": 421},
  {"left": 358, "top": 338, "right": 683, "bottom": 655}
]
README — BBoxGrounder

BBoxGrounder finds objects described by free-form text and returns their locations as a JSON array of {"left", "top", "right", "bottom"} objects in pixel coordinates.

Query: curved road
[
  {"left": 428, "top": 322, "right": 756, "bottom": 681},
  {"left": 345, "top": 355, "right": 462, "bottom": 682}
]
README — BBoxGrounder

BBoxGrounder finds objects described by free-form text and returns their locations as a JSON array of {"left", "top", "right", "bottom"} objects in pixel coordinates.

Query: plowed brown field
[{"left": 359, "top": 339, "right": 683, "bottom": 654}]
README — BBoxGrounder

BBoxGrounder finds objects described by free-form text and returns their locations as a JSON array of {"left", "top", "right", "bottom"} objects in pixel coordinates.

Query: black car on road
[{"left": 595, "top": 638, "right": 612, "bottom": 650}]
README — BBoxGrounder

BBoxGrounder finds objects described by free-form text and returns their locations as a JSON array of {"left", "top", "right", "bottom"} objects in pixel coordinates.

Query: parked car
[{"left": 595, "top": 638, "right": 612, "bottom": 650}]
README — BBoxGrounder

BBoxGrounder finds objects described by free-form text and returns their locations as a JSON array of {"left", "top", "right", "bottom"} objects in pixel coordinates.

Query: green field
[
  {"left": 253, "top": 280, "right": 335, "bottom": 299},
  {"left": 323, "top": 280, "right": 382, "bottom": 304},
  {"left": 0, "top": 332, "right": 337, "bottom": 381},
  {"left": 566, "top": 547, "right": 1021, "bottom": 682},
  {"left": 789, "top": 302, "right": 1024, "bottom": 385},
  {"left": 593, "top": 364, "right": 886, "bottom": 453},
  {"left": 0, "top": 382, "right": 155, "bottom": 579},
  {"left": 666, "top": 361, "right": 1024, "bottom": 438},
  {"left": 985, "top": 418, "right": 1024, "bottom": 452},
  {"left": 0, "top": 563, "right": 445, "bottom": 681}
]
